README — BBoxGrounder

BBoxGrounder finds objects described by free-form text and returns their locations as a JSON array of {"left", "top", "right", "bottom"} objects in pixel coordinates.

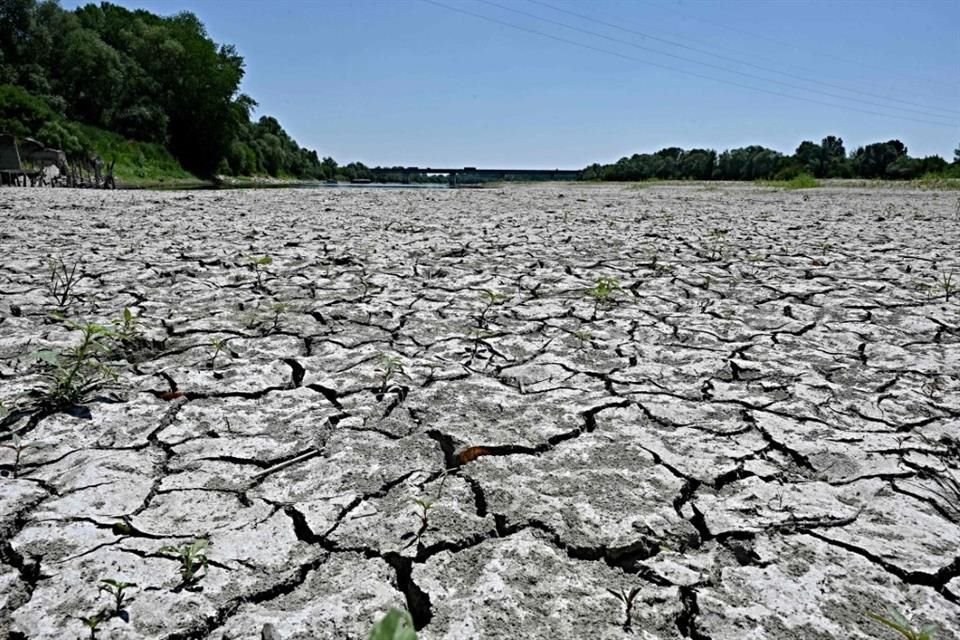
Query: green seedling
[
  {"left": 47, "top": 256, "right": 80, "bottom": 308},
  {"left": 704, "top": 228, "right": 728, "bottom": 261},
  {"left": 369, "top": 608, "right": 417, "bottom": 640},
  {"left": 588, "top": 277, "right": 621, "bottom": 317},
  {"left": 32, "top": 322, "right": 118, "bottom": 409},
  {"left": 939, "top": 272, "right": 955, "bottom": 301},
  {"left": 0, "top": 433, "right": 28, "bottom": 478},
  {"left": 465, "top": 328, "right": 497, "bottom": 367},
  {"left": 98, "top": 578, "right": 137, "bottom": 617},
  {"left": 209, "top": 338, "right": 227, "bottom": 369},
  {"left": 914, "top": 281, "right": 934, "bottom": 301},
  {"left": 402, "top": 498, "right": 434, "bottom": 550},
  {"left": 376, "top": 354, "right": 407, "bottom": 393},
  {"left": 866, "top": 610, "right": 937, "bottom": 639},
  {"left": 607, "top": 586, "right": 643, "bottom": 633},
  {"left": 112, "top": 307, "right": 140, "bottom": 344},
  {"left": 160, "top": 539, "right": 209, "bottom": 585},
  {"left": 358, "top": 275, "right": 378, "bottom": 300},
  {"left": 922, "top": 468, "right": 960, "bottom": 524},
  {"left": 79, "top": 613, "right": 104, "bottom": 639},
  {"left": 654, "top": 261, "right": 674, "bottom": 275},
  {"left": 268, "top": 302, "right": 289, "bottom": 334},
  {"left": 249, "top": 255, "right": 273, "bottom": 288},
  {"left": 478, "top": 289, "right": 509, "bottom": 327},
  {"left": 572, "top": 329, "right": 593, "bottom": 350}
]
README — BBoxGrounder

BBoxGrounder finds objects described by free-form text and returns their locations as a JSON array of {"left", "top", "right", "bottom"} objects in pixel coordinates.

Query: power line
[
  {"left": 475, "top": 0, "right": 958, "bottom": 123},
  {"left": 419, "top": 0, "right": 958, "bottom": 130},
  {"left": 639, "top": 0, "right": 960, "bottom": 90},
  {"left": 524, "top": 0, "right": 960, "bottom": 118},
  {"left": 530, "top": 0, "right": 957, "bottom": 105}
]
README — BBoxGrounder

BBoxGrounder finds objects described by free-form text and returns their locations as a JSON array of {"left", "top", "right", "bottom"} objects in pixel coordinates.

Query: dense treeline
[
  {"left": 583, "top": 136, "right": 960, "bottom": 182},
  {"left": 0, "top": 0, "right": 335, "bottom": 179}
]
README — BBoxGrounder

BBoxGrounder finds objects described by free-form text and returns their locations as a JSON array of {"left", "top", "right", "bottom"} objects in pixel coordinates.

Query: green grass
[
  {"left": 76, "top": 125, "right": 203, "bottom": 188},
  {"left": 759, "top": 173, "right": 819, "bottom": 190},
  {"left": 914, "top": 173, "right": 960, "bottom": 190}
]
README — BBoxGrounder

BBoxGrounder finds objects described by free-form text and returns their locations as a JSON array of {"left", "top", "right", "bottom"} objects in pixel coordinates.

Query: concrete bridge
[{"left": 370, "top": 166, "right": 583, "bottom": 185}]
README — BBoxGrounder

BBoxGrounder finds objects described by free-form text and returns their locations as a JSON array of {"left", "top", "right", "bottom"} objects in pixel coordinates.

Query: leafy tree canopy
[{"left": 0, "top": 0, "right": 332, "bottom": 179}]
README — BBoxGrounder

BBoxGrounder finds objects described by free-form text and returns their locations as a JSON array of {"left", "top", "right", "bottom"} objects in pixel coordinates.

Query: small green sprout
[
  {"left": 402, "top": 498, "right": 434, "bottom": 550},
  {"left": 376, "top": 354, "right": 407, "bottom": 393},
  {"left": 939, "top": 272, "right": 955, "bottom": 301},
  {"left": 587, "top": 277, "right": 621, "bottom": 317},
  {"left": 606, "top": 586, "right": 643, "bottom": 633},
  {"left": 79, "top": 613, "right": 104, "bottom": 639},
  {"left": 369, "top": 608, "right": 417, "bottom": 640},
  {"left": 112, "top": 307, "right": 140, "bottom": 344},
  {"left": 866, "top": 610, "right": 937, "bottom": 639},
  {"left": 32, "top": 322, "right": 119, "bottom": 409},
  {"left": 919, "top": 468, "right": 960, "bottom": 524},
  {"left": 47, "top": 256, "right": 80, "bottom": 308},
  {"left": 478, "top": 289, "right": 509, "bottom": 327},
  {"left": 249, "top": 255, "right": 273, "bottom": 288},
  {"left": 465, "top": 327, "right": 497, "bottom": 366},
  {"left": 209, "top": 338, "right": 227, "bottom": 369},
  {"left": 572, "top": 329, "right": 593, "bottom": 350},
  {"left": 413, "top": 497, "right": 433, "bottom": 523},
  {"left": 0, "top": 433, "right": 28, "bottom": 478},
  {"left": 268, "top": 302, "right": 289, "bottom": 334},
  {"left": 98, "top": 578, "right": 137, "bottom": 616},
  {"left": 160, "top": 539, "right": 209, "bottom": 585},
  {"left": 705, "top": 228, "right": 728, "bottom": 261}
]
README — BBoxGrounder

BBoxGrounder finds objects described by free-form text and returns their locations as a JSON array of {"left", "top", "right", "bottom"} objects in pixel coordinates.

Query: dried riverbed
[{"left": 1, "top": 183, "right": 958, "bottom": 639}]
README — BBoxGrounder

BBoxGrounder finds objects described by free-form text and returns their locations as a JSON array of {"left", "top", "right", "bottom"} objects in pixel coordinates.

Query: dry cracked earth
[{"left": 0, "top": 183, "right": 958, "bottom": 640}]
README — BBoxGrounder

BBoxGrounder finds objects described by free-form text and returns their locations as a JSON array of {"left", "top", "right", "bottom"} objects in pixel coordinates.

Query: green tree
[
  {"left": 820, "top": 135, "right": 846, "bottom": 177},
  {"left": 854, "top": 140, "right": 907, "bottom": 179},
  {"left": 677, "top": 149, "right": 716, "bottom": 180},
  {"left": 794, "top": 140, "right": 822, "bottom": 177},
  {"left": 885, "top": 155, "right": 920, "bottom": 179}
]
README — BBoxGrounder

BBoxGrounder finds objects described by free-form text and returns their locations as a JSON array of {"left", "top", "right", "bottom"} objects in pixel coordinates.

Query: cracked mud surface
[{"left": 1, "top": 183, "right": 958, "bottom": 639}]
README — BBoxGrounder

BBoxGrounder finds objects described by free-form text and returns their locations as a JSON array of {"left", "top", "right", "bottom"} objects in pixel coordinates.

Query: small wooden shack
[{"left": 0, "top": 133, "right": 114, "bottom": 188}]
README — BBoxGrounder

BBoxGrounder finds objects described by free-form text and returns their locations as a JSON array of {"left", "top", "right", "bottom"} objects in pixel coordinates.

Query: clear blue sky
[{"left": 63, "top": 0, "right": 960, "bottom": 168}]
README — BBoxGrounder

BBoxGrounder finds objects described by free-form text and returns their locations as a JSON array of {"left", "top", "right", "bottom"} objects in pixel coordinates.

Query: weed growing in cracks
[
  {"left": 402, "top": 497, "right": 434, "bottom": 550},
  {"left": 0, "top": 433, "right": 28, "bottom": 478},
  {"left": 376, "top": 354, "right": 407, "bottom": 393},
  {"left": 112, "top": 307, "right": 140, "bottom": 345},
  {"left": 866, "top": 610, "right": 937, "bottom": 639},
  {"left": 588, "top": 277, "right": 621, "bottom": 317},
  {"left": 47, "top": 256, "right": 80, "bottom": 308},
  {"left": 249, "top": 255, "right": 273, "bottom": 289},
  {"left": 939, "top": 272, "right": 955, "bottom": 301},
  {"left": 98, "top": 579, "right": 137, "bottom": 618},
  {"left": 607, "top": 586, "right": 643, "bottom": 633},
  {"left": 79, "top": 613, "right": 103, "bottom": 639},
  {"left": 209, "top": 338, "right": 228, "bottom": 369},
  {"left": 33, "top": 322, "right": 118, "bottom": 409},
  {"left": 370, "top": 608, "right": 417, "bottom": 639},
  {"left": 572, "top": 329, "right": 593, "bottom": 350},
  {"left": 916, "top": 468, "right": 960, "bottom": 524},
  {"left": 160, "top": 539, "right": 209, "bottom": 587},
  {"left": 478, "top": 289, "right": 509, "bottom": 327}
]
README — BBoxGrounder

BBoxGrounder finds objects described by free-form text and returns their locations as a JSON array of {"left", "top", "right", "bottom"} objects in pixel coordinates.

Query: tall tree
[
  {"left": 820, "top": 135, "right": 846, "bottom": 177},
  {"left": 794, "top": 140, "right": 822, "bottom": 177}
]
